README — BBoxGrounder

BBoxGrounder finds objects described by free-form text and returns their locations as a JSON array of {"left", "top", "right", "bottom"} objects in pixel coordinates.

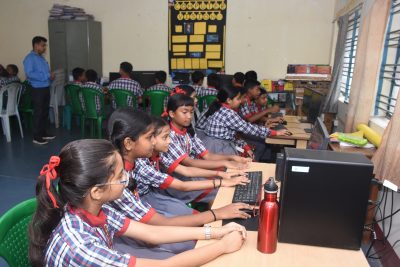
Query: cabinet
[{"left": 48, "top": 20, "right": 102, "bottom": 77}]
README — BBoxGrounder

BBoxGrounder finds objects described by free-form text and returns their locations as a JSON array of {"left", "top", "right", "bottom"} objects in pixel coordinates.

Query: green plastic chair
[
  {"left": 18, "top": 81, "right": 34, "bottom": 129},
  {"left": 142, "top": 90, "right": 169, "bottom": 116},
  {"left": 81, "top": 87, "right": 105, "bottom": 138},
  {"left": 63, "top": 84, "right": 84, "bottom": 131},
  {"left": 110, "top": 89, "right": 137, "bottom": 109},
  {"left": 0, "top": 198, "right": 37, "bottom": 267},
  {"left": 198, "top": 95, "right": 217, "bottom": 112}
]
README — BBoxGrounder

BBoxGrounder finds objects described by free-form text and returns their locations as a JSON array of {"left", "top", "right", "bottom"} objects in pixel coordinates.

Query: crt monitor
[
  {"left": 131, "top": 71, "right": 157, "bottom": 89},
  {"left": 307, "top": 117, "right": 330, "bottom": 150}
]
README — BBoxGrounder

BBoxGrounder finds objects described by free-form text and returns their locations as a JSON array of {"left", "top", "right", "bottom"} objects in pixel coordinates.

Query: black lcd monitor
[
  {"left": 302, "top": 89, "right": 326, "bottom": 124},
  {"left": 109, "top": 72, "right": 121, "bottom": 83},
  {"left": 172, "top": 72, "right": 191, "bottom": 85},
  {"left": 217, "top": 74, "right": 234, "bottom": 91},
  {"left": 307, "top": 117, "right": 330, "bottom": 150},
  {"left": 131, "top": 71, "right": 157, "bottom": 89}
]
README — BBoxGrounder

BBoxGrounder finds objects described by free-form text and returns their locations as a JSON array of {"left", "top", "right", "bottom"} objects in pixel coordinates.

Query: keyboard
[
  {"left": 232, "top": 171, "right": 262, "bottom": 205},
  {"left": 273, "top": 124, "right": 287, "bottom": 131}
]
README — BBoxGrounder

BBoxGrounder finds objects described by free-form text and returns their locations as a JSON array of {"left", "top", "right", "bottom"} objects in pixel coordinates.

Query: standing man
[{"left": 23, "top": 36, "right": 55, "bottom": 145}]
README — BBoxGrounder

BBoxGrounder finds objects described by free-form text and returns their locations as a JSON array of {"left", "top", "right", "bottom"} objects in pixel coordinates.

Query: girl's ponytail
[
  {"left": 29, "top": 157, "right": 64, "bottom": 267},
  {"left": 204, "top": 86, "right": 241, "bottom": 119}
]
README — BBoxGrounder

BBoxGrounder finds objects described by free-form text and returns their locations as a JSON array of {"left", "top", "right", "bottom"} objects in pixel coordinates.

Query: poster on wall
[{"left": 168, "top": 0, "right": 227, "bottom": 80}]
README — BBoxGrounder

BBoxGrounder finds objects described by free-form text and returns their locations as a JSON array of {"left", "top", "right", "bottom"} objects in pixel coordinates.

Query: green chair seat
[
  {"left": 198, "top": 95, "right": 217, "bottom": 112},
  {"left": 0, "top": 198, "right": 37, "bottom": 267},
  {"left": 110, "top": 88, "right": 137, "bottom": 109},
  {"left": 63, "top": 84, "right": 84, "bottom": 131},
  {"left": 81, "top": 87, "right": 105, "bottom": 138},
  {"left": 143, "top": 90, "right": 169, "bottom": 116}
]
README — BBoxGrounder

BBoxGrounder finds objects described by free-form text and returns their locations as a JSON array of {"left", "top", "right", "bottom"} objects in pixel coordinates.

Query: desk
[
  {"left": 196, "top": 162, "right": 369, "bottom": 267},
  {"left": 265, "top": 116, "right": 311, "bottom": 149},
  {"left": 329, "top": 142, "right": 376, "bottom": 159}
]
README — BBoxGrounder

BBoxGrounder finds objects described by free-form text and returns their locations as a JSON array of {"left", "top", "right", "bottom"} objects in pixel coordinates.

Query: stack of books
[{"left": 49, "top": 4, "right": 94, "bottom": 20}]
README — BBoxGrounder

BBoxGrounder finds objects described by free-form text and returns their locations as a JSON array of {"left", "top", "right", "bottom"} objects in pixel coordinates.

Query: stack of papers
[{"left": 49, "top": 4, "right": 94, "bottom": 20}]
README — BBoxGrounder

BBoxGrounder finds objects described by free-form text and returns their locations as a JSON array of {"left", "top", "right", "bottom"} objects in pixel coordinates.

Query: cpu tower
[{"left": 277, "top": 148, "right": 373, "bottom": 250}]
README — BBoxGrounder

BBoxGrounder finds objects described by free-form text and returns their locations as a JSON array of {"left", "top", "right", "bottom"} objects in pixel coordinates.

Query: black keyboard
[
  {"left": 273, "top": 124, "right": 287, "bottom": 131},
  {"left": 232, "top": 171, "right": 262, "bottom": 205}
]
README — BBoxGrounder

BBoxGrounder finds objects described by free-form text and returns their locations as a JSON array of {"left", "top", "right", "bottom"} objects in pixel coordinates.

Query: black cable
[
  {"left": 382, "top": 188, "right": 388, "bottom": 238},
  {"left": 368, "top": 239, "right": 400, "bottom": 259},
  {"left": 385, "top": 190, "right": 394, "bottom": 240},
  {"left": 366, "top": 208, "right": 400, "bottom": 225}
]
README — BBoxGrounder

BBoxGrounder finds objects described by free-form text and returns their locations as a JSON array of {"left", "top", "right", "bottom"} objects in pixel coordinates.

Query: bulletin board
[{"left": 168, "top": 0, "right": 227, "bottom": 75}]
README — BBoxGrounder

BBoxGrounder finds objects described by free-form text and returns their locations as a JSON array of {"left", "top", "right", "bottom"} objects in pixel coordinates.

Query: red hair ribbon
[
  {"left": 161, "top": 109, "right": 169, "bottom": 118},
  {"left": 170, "top": 87, "right": 186, "bottom": 96},
  {"left": 40, "top": 156, "right": 61, "bottom": 208}
]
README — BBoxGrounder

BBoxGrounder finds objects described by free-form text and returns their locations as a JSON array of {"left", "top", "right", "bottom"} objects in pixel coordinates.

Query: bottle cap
[{"left": 264, "top": 177, "right": 278, "bottom": 193}]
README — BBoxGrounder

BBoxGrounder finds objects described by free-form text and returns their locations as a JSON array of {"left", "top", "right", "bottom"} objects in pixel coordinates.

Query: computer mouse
[
  {"left": 286, "top": 131, "right": 293, "bottom": 136},
  {"left": 282, "top": 120, "right": 287, "bottom": 125}
]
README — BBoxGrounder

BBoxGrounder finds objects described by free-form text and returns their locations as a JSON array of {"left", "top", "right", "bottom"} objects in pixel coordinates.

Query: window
[
  {"left": 339, "top": 6, "right": 362, "bottom": 103},
  {"left": 375, "top": 0, "right": 400, "bottom": 118}
]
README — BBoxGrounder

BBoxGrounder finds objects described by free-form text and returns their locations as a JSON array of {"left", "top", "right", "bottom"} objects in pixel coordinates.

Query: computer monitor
[
  {"left": 109, "top": 72, "right": 121, "bottom": 83},
  {"left": 278, "top": 148, "right": 373, "bottom": 250},
  {"left": 302, "top": 88, "right": 326, "bottom": 124},
  {"left": 217, "top": 74, "right": 234, "bottom": 90},
  {"left": 171, "top": 72, "right": 191, "bottom": 85},
  {"left": 131, "top": 71, "right": 157, "bottom": 89},
  {"left": 307, "top": 117, "right": 330, "bottom": 150}
]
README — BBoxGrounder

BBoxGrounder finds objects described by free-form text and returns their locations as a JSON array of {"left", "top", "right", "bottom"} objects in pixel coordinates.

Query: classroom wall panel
[{"left": 0, "top": 0, "right": 334, "bottom": 80}]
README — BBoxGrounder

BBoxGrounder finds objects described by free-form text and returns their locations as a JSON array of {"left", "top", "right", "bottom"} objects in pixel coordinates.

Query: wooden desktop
[
  {"left": 196, "top": 162, "right": 369, "bottom": 267},
  {"left": 265, "top": 116, "right": 311, "bottom": 149}
]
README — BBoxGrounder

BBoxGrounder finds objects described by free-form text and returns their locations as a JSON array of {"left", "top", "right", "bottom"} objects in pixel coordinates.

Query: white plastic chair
[
  {"left": 0, "top": 83, "right": 23, "bottom": 142},
  {"left": 50, "top": 69, "right": 66, "bottom": 128}
]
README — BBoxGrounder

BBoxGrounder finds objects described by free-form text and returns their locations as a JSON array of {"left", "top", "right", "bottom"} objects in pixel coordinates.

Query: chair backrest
[
  {"left": 50, "top": 69, "right": 66, "bottom": 107},
  {"left": 81, "top": 87, "right": 104, "bottom": 119},
  {"left": 198, "top": 95, "right": 217, "bottom": 112},
  {"left": 19, "top": 81, "right": 33, "bottom": 112},
  {"left": 143, "top": 90, "right": 169, "bottom": 116},
  {"left": 110, "top": 89, "right": 137, "bottom": 109},
  {"left": 0, "top": 83, "right": 22, "bottom": 116},
  {"left": 65, "top": 84, "right": 83, "bottom": 116},
  {"left": 0, "top": 198, "right": 37, "bottom": 267}
]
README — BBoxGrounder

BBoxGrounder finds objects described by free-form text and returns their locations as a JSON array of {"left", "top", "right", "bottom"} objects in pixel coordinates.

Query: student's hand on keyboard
[
  {"left": 215, "top": 222, "right": 247, "bottom": 240},
  {"left": 266, "top": 121, "right": 279, "bottom": 128},
  {"left": 230, "top": 155, "right": 252, "bottom": 163},
  {"left": 276, "top": 129, "right": 292, "bottom": 136},
  {"left": 222, "top": 176, "right": 250, "bottom": 187},
  {"left": 224, "top": 160, "right": 248, "bottom": 170},
  {"left": 221, "top": 170, "right": 247, "bottom": 179},
  {"left": 214, "top": 203, "right": 252, "bottom": 220}
]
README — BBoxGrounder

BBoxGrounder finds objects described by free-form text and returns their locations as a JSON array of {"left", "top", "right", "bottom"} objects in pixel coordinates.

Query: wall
[{"left": 0, "top": 0, "right": 335, "bottom": 80}]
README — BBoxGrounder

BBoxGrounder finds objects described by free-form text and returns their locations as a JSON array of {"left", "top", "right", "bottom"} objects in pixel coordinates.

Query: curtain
[
  {"left": 322, "top": 14, "right": 349, "bottom": 113},
  {"left": 372, "top": 90, "right": 400, "bottom": 186},
  {"left": 344, "top": 0, "right": 391, "bottom": 132}
]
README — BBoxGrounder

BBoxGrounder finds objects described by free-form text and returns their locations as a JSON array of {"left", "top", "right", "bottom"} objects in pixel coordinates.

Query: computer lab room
[{"left": 0, "top": 0, "right": 399, "bottom": 266}]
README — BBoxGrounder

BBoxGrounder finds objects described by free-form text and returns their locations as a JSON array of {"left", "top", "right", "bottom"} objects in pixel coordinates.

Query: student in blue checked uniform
[
  {"left": 29, "top": 139, "right": 247, "bottom": 267},
  {"left": 201, "top": 86, "right": 291, "bottom": 156},
  {"left": 107, "top": 108, "right": 252, "bottom": 260},
  {"left": 160, "top": 93, "right": 251, "bottom": 204},
  {"left": 135, "top": 116, "right": 248, "bottom": 215}
]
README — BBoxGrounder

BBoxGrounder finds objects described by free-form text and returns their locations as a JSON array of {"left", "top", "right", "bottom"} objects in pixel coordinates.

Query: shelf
[{"left": 285, "top": 74, "right": 332, "bottom": 81}]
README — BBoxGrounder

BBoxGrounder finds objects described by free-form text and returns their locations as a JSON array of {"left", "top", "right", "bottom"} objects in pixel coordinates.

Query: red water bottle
[{"left": 257, "top": 177, "right": 279, "bottom": 253}]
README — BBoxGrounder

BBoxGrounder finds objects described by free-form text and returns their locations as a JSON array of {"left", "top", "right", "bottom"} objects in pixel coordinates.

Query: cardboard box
[
  {"left": 261, "top": 79, "right": 273, "bottom": 92},
  {"left": 317, "top": 65, "right": 331, "bottom": 74}
]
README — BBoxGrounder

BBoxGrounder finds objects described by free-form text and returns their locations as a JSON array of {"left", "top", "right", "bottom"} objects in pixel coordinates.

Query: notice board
[{"left": 168, "top": 0, "right": 227, "bottom": 76}]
